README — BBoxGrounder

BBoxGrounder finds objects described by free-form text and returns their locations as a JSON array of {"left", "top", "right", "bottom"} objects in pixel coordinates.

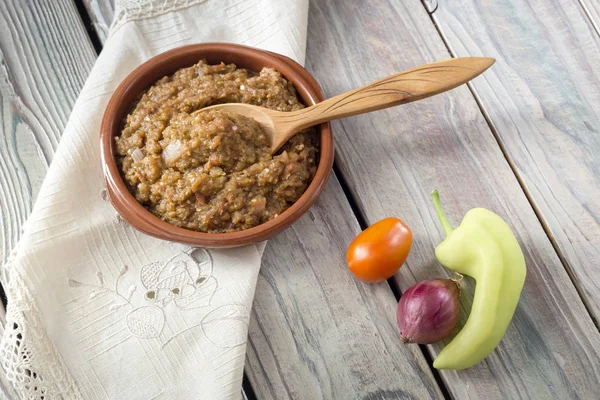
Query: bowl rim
[{"left": 100, "top": 43, "right": 334, "bottom": 248}]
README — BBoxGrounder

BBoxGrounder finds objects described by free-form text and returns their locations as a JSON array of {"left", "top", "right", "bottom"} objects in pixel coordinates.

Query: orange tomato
[{"left": 346, "top": 217, "right": 412, "bottom": 283}]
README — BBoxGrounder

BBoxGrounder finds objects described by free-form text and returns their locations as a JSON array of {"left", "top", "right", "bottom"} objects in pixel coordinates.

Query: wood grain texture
[
  {"left": 276, "top": 57, "right": 494, "bottom": 152},
  {"left": 430, "top": 0, "right": 600, "bottom": 322},
  {"left": 81, "top": 0, "right": 115, "bottom": 43},
  {"left": 0, "top": 0, "right": 96, "bottom": 264},
  {"left": 580, "top": 0, "right": 600, "bottom": 36},
  {"left": 10, "top": 0, "right": 600, "bottom": 398},
  {"left": 306, "top": 0, "right": 600, "bottom": 398},
  {"left": 245, "top": 175, "right": 443, "bottom": 399}
]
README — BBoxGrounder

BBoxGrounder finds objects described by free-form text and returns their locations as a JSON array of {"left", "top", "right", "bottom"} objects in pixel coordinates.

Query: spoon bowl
[{"left": 202, "top": 103, "right": 278, "bottom": 146}]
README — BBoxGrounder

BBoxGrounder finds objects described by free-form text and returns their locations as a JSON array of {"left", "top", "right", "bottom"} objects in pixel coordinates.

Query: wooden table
[{"left": 2, "top": 0, "right": 600, "bottom": 398}]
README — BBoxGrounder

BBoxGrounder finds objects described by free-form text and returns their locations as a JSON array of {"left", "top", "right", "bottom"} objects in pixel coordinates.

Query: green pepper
[{"left": 431, "top": 190, "right": 526, "bottom": 370}]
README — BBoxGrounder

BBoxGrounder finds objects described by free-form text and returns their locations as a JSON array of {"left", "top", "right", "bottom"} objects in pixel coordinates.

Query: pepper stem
[
  {"left": 431, "top": 189, "right": 454, "bottom": 237},
  {"left": 450, "top": 273, "right": 463, "bottom": 295},
  {"left": 451, "top": 272, "right": 464, "bottom": 285}
]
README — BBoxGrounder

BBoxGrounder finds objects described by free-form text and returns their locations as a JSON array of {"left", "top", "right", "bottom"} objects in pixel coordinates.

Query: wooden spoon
[{"left": 203, "top": 57, "right": 495, "bottom": 154}]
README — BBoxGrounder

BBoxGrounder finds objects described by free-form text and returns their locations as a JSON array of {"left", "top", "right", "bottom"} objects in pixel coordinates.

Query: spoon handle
[{"left": 278, "top": 57, "right": 494, "bottom": 135}]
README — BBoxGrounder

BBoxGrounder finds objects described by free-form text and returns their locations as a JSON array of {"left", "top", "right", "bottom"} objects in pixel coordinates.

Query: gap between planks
[
  {"left": 74, "top": 1, "right": 435, "bottom": 399},
  {"left": 420, "top": 0, "right": 599, "bottom": 330},
  {"left": 333, "top": 160, "right": 452, "bottom": 399},
  {"left": 306, "top": 0, "right": 600, "bottom": 397},
  {"left": 577, "top": 0, "right": 600, "bottom": 39}
]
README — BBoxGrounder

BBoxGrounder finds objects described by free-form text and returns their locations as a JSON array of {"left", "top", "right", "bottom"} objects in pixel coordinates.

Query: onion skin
[{"left": 397, "top": 279, "right": 460, "bottom": 344}]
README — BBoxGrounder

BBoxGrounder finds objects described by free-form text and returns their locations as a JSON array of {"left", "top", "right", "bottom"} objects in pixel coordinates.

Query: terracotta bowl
[{"left": 100, "top": 43, "right": 334, "bottom": 248}]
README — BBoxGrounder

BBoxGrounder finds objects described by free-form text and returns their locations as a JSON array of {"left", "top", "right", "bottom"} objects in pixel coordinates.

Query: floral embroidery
[
  {"left": 140, "top": 249, "right": 217, "bottom": 310},
  {"left": 66, "top": 248, "right": 245, "bottom": 349},
  {"left": 68, "top": 264, "right": 136, "bottom": 309},
  {"left": 126, "top": 306, "right": 165, "bottom": 338},
  {"left": 161, "top": 304, "right": 249, "bottom": 349}
]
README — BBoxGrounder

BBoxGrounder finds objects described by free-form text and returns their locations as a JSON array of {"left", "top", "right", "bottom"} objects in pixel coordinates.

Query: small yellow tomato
[{"left": 346, "top": 217, "right": 412, "bottom": 283}]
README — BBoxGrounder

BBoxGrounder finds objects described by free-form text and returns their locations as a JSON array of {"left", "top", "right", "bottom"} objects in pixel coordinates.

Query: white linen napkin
[{"left": 0, "top": 0, "right": 309, "bottom": 398}]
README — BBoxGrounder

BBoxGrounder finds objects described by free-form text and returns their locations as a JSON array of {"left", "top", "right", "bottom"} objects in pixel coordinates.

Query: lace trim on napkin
[
  {"left": 1, "top": 252, "right": 83, "bottom": 400},
  {"left": 111, "top": 0, "right": 209, "bottom": 33}
]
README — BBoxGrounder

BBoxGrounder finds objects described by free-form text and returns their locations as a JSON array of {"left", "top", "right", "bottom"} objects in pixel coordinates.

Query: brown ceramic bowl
[{"left": 100, "top": 43, "right": 334, "bottom": 248}]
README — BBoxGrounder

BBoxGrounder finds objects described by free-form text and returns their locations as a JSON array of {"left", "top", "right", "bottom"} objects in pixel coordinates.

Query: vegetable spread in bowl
[{"left": 115, "top": 60, "right": 318, "bottom": 233}]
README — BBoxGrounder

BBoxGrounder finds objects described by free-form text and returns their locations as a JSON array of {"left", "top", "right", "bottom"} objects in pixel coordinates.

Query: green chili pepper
[{"left": 431, "top": 190, "right": 526, "bottom": 370}]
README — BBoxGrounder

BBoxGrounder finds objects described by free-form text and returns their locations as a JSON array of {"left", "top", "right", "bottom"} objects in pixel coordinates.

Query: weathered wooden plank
[
  {"left": 8, "top": 1, "right": 445, "bottom": 397},
  {"left": 306, "top": 0, "right": 600, "bottom": 398},
  {"left": 430, "top": 0, "right": 600, "bottom": 322},
  {"left": 580, "top": 0, "right": 600, "bottom": 35},
  {"left": 81, "top": 0, "right": 115, "bottom": 43},
  {"left": 245, "top": 175, "right": 443, "bottom": 399},
  {"left": 0, "top": 0, "right": 96, "bottom": 264}
]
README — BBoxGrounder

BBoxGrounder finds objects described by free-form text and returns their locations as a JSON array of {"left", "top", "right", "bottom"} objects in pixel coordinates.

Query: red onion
[
  {"left": 195, "top": 192, "right": 207, "bottom": 205},
  {"left": 397, "top": 278, "right": 461, "bottom": 344},
  {"left": 251, "top": 196, "right": 266, "bottom": 216}
]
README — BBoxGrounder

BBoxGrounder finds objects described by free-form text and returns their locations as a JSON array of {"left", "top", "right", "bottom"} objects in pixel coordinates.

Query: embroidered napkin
[{"left": 0, "top": 0, "right": 309, "bottom": 398}]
